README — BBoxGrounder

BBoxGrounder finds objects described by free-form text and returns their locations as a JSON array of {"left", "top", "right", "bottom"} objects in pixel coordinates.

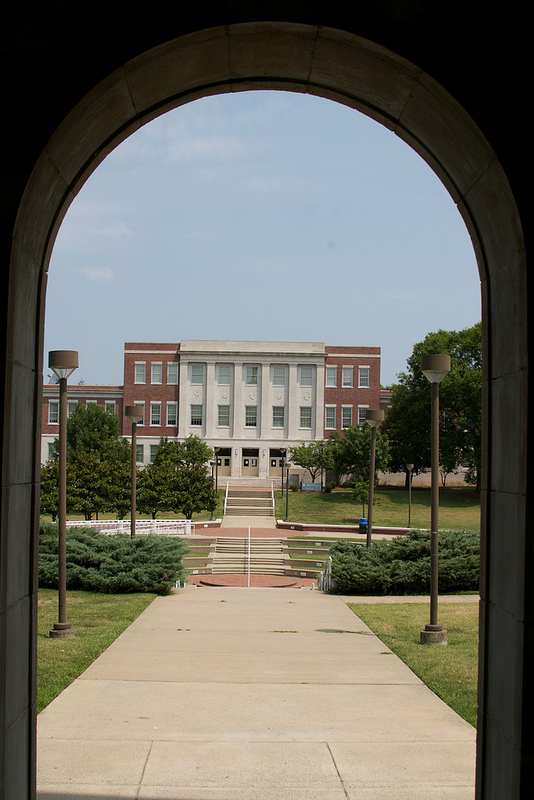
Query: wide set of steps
[
  {"left": 225, "top": 488, "right": 274, "bottom": 516},
  {"left": 211, "top": 537, "right": 286, "bottom": 575}
]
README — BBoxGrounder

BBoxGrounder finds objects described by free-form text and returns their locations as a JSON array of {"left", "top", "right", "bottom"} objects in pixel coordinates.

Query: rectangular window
[
  {"left": 190, "top": 404, "right": 203, "bottom": 426},
  {"left": 67, "top": 401, "right": 78, "bottom": 418},
  {"left": 136, "top": 444, "right": 144, "bottom": 464},
  {"left": 134, "top": 402, "right": 145, "bottom": 426},
  {"left": 272, "top": 406, "right": 285, "bottom": 427},
  {"left": 272, "top": 365, "right": 286, "bottom": 386},
  {"left": 218, "top": 405, "right": 230, "bottom": 426},
  {"left": 325, "top": 366, "right": 337, "bottom": 387},
  {"left": 150, "top": 444, "right": 159, "bottom": 464},
  {"left": 47, "top": 442, "right": 55, "bottom": 461},
  {"left": 342, "top": 406, "right": 353, "bottom": 428},
  {"left": 325, "top": 406, "right": 336, "bottom": 429},
  {"left": 151, "top": 363, "right": 162, "bottom": 384},
  {"left": 299, "top": 366, "right": 313, "bottom": 386},
  {"left": 167, "top": 402, "right": 178, "bottom": 426},
  {"left": 105, "top": 401, "right": 116, "bottom": 415},
  {"left": 135, "top": 363, "right": 146, "bottom": 384},
  {"left": 167, "top": 362, "right": 179, "bottom": 384},
  {"left": 150, "top": 403, "right": 161, "bottom": 426},
  {"left": 191, "top": 364, "right": 204, "bottom": 384},
  {"left": 300, "top": 406, "right": 312, "bottom": 428},
  {"left": 218, "top": 364, "right": 232, "bottom": 384},
  {"left": 358, "top": 406, "right": 368, "bottom": 425},
  {"left": 245, "top": 406, "right": 257, "bottom": 427},
  {"left": 245, "top": 365, "right": 258, "bottom": 385},
  {"left": 342, "top": 367, "right": 353, "bottom": 387},
  {"left": 48, "top": 401, "right": 59, "bottom": 424},
  {"left": 359, "top": 366, "right": 370, "bottom": 388}
]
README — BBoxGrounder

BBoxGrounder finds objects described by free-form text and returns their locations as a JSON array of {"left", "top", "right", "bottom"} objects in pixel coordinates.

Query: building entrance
[
  {"left": 268, "top": 448, "right": 285, "bottom": 477},
  {"left": 216, "top": 447, "right": 232, "bottom": 477},
  {"left": 241, "top": 448, "right": 259, "bottom": 476}
]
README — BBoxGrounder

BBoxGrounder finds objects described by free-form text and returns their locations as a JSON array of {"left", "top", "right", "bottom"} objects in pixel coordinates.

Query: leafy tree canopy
[
  {"left": 328, "top": 424, "right": 389, "bottom": 482},
  {"left": 154, "top": 435, "right": 214, "bottom": 468},
  {"left": 49, "top": 402, "right": 130, "bottom": 464},
  {"left": 382, "top": 323, "right": 482, "bottom": 487}
]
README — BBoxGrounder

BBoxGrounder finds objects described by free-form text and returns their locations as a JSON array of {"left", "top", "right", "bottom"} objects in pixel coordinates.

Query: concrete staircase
[
  {"left": 211, "top": 537, "right": 286, "bottom": 575},
  {"left": 224, "top": 487, "right": 274, "bottom": 517}
]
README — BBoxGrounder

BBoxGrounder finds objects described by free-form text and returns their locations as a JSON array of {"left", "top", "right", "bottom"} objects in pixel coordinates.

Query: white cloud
[{"left": 77, "top": 267, "right": 114, "bottom": 281}]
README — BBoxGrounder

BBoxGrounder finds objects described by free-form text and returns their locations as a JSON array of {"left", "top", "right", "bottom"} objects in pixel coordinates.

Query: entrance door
[
  {"left": 217, "top": 448, "right": 232, "bottom": 477},
  {"left": 242, "top": 448, "right": 259, "bottom": 476},
  {"left": 268, "top": 448, "right": 285, "bottom": 477}
]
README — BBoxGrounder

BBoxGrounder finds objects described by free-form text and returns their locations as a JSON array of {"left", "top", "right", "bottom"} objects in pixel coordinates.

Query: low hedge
[
  {"left": 39, "top": 524, "right": 188, "bottom": 595},
  {"left": 329, "top": 529, "right": 480, "bottom": 595}
]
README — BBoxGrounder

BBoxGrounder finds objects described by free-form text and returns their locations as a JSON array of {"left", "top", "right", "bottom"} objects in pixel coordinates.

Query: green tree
[
  {"left": 172, "top": 463, "right": 217, "bottom": 520},
  {"left": 328, "top": 425, "right": 389, "bottom": 483},
  {"left": 59, "top": 403, "right": 130, "bottom": 464},
  {"left": 40, "top": 459, "right": 59, "bottom": 520},
  {"left": 137, "top": 461, "right": 179, "bottom": 518},
  {"left": 154, "top": 435, "right": 213, "bottom": 468},
  {"left": 382, "top": 323, "right": 482, "bottom": 488},
  {"left": 289, "top": 440, "right": 334, "bottom": 483}
]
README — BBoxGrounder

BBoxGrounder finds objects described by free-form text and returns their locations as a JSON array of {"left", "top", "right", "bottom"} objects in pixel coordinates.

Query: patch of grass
[
  {"left": 348, "top": 602, "right": 479, "bottom": 726},
  {"left": 37, "top": 589, "right": 155, "bottom": 713},
  {"left": 276, "top": 486, "right": 480, "bottom": 530}
]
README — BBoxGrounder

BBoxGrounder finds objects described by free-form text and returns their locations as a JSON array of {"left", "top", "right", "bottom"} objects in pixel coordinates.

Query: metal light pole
[
  {"left": 210, "top": 460, "right": 216, "bottom": 519},
  {"left": 406, "top": 463, "right": 414, "bottom": 528},
  {"left": 365, "top": 409, "right": 385, "bottom": 547},
  {"left": 420, "top": 354, "right": 451, "bottom": 645},
  {"left": 48, "top": 350, "right": 78, "bottom": 639},
  {"left": 125, "top": 406, "right": 143, "bottom": 538},
  {"left": 284, "top": 462, "right": 292, "bottom": 521}
]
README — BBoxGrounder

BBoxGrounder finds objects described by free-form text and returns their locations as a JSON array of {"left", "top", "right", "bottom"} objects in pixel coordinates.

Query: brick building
[{"left": 42, "top": 340, "right": 381, "bottom": 478}]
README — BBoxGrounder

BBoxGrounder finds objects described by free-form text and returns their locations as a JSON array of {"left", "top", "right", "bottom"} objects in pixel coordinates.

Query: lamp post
[
  {"left": 284, "top": 461, "right": 292, "bottom": 521},
  {"left": 420, "top": 354, "right": 451, "bottom": 645},
  {"left": 48, "top": 350, "right": 78, "bottom": 639},
  {"left": 365, "top": 409, "right": 385, "bottom": 548},
  {"left": 210, "top": 460, "right": 216, "bottom": 519},
  {"left": 125, "top": 406, "right": 143, "bottom": 538},
  {"left": 406, "top": 463, "right": 414, "bottom": 528}
]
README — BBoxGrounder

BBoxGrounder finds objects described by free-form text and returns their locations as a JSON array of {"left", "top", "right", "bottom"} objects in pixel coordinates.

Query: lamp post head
[
  {"left": 125, "top": 405, "right": 144, "bottom": 425},
  {"left": 420, "top": 354, "right": 451, "bottom": 384},
  {"left": 48, "top": 350, "right": 79, "bottom": 380},
  {"left": 406, "top": 463, "right": 414, "bottom": 472},
  {"left": 365, "top": 409, "right": 385, "bottom": 428}
]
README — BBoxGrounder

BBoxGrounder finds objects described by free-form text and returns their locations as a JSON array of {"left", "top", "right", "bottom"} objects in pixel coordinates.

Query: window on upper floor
[
  {"left": 191, "top": 364, "right": 204, "bottom": 384},
  {"left": 342, "top": 367, "right": 353, "bottom": 387},
  {"left": 245, "top": 405, "right": 257, "bottom": 426},
  {"left": 272, "top": 406, "right": 285, "bottom": 427},
  {"left": 359, "top": 366, "right": 370, "bottom": 388},
  {"left": 150, "top": 403, "right": 161, "bottom": 426},
  {"left": 272, "top": 365, "right": 286, "bottom": 386},
  {"left": 135, "top": 363, "right": 146, "bottom": 384},
  {"left": 167, "top": 362, "right": 179, "bottom": 384},
  {"left": 300, "top": 406, "right": 312, "bottom": 428},
  {"left": 190, "top": 404, "right": 203, "bottom": 426},
  {"left": 325, "top": 406, "right": 336, "bottom": 429},
  {"left": 299, "top": 366, "right": 313, "bottom": 386},
  {"left": 167, "top": 402, "right": 178, "bottom": 427},
  {"left": 151, "top": 363, "right": 162, "bottom": 384},
  {"left": 218, "top": 405, "right": 230, "bottom": 426},
  {"left": 245, "top": 365, "right": 259, "bottom": 385},
  {"left": 105, "top": 401, "right": 116, "bottom": 415},
  {"left": 342, "top": 406, "right": 353, "bottom": 428},
  {"left": 218, "top": 364, "right": 232, "bottom": 385},
  {"left": 48, "top": 401, "right": 59, "bottom": 424},
  {"left": 325, "top": 366, "right": 337, "bottom": 387},
  {"left": 358, "top": 405, "right": 368, "bottom": 425}
]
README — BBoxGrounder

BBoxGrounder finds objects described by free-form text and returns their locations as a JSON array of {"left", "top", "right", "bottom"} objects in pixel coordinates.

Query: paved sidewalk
[{"left": 37, "top": 587, "right": 476, "bottom": 799}]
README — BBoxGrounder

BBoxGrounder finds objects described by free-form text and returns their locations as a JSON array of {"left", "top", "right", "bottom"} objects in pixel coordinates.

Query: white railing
[
  {"left": 65, "top": 519, "right": 195, "bottom": 536},
  {"left": 270, "top": 482, "right": 275, "bottom": 516},
  {"left": 318, "top": 555, "right": 333, "bottom": 592}
]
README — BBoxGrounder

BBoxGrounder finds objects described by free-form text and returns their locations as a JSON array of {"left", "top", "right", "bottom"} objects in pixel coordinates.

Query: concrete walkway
[{"left": 37, "top": 588, "right": 476, "bottom": 799}]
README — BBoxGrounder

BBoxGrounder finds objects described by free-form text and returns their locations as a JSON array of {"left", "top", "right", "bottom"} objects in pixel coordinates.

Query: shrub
[
  {"left": 329, "top": 529, "right": 479, "bottom": 595},
  {"left": 39, "top": 525, "right": 188, "bottom": 595}
]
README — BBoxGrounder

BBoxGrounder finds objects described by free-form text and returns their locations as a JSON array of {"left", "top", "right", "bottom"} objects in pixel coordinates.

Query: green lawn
[
  {"left": 276, "top": 486, "right": 480, "bottom": 530},
  {"left": 348, "top": 601, "right": 479, "bottom": 727},
  {"left": 37, "top": 589, "right": 155, "bottom": 713}
]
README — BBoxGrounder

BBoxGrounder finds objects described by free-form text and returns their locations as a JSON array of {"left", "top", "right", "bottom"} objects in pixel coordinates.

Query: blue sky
[{"left": 44, "top": 90, "right": 480, "bottom": 387}]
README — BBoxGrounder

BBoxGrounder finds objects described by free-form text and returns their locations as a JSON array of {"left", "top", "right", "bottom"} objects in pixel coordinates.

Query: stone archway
[{"left": 2, "top": 21, "right": 527, "bottom": 800}]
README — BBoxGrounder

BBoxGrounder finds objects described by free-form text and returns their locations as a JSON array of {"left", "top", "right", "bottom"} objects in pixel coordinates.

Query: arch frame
[{"left": 3, "top": 21, "right": 528, "bottom": 799}]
